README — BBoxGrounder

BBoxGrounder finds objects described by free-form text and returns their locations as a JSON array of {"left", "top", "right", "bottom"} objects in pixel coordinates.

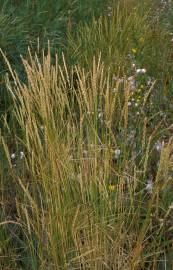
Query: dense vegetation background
[
  {"left": 0, "top": 0, "right": 111, "bottom": 121},
  {"left": 1, "top": 0, "right": 173, "bottom": 269}
]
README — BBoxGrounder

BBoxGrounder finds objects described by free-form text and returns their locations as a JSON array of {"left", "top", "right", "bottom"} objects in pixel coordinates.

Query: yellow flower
[
  {"left": 108, "top": 184, "right": 116, "bottom": 192},
  {"left": 139, "top": 37, "right": 145, "bottom": 44},
  {"left": 131, "top": 48, "right": 137, "bottom": 54}
]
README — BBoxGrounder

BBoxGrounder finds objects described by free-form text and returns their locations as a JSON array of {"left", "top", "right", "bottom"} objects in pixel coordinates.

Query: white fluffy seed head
[
  {"left": 146, "top": 180, "right": 153, "bottom": 194},
  {"left": 20, "top": 151, "right": 24, "bottom": 159},
  {"left": 11, "top": 153, "right": 16, "bottom": 159},
  {"left": 154, "top": 141, "right": 164, "bottom": 152},
  {"left": 114, "top": 149, "right": 121, "bottom": 159},
  {"left": 136, "top": 68, "right": 146, "bottom": 74}
]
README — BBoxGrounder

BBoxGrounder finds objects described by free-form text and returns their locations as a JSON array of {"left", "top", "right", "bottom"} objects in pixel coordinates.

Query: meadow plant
[
  {"left": 0, "top": 1, "right": 173, "bottom": 269},
  {"left": 0, "top": 47, "right": 173, "bottom": 269}
]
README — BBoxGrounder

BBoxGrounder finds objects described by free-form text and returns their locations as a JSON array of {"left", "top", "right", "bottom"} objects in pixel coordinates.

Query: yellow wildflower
[
  {"left": 108, "top": 184, "right": 116, "bottom": 192},
  {"left": 139, "top": 37, "right": 145, "bottom": 44},
  {"left": 131, "top": 48, "right": 137, "bottom": 54}
]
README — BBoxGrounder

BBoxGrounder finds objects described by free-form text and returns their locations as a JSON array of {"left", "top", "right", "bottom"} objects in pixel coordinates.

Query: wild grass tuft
[
  {"left": 0, "top": 44, "right": 173, "bottom": 268},
  {"left": 1, "top": 1, "right": 173, "bottom": 269}
]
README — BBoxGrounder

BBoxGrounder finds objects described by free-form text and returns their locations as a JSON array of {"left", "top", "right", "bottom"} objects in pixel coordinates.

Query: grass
[
  {"left": 1, "top": 0, "right": 173, "bottom": 269},
  {"left": 0, "top": 0, "right": 111, "bottom": 125}
]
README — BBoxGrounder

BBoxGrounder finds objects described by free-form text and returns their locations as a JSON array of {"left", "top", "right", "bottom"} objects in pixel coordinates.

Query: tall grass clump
[
  {"left": 1, "top": 1, "right": 173, "bottom": 269},
  {"left": 0, "top": 0, "right": 112, "bottom": 126},
  {"left": 0, "top": 45, "right": 173, "bottom": 269}
]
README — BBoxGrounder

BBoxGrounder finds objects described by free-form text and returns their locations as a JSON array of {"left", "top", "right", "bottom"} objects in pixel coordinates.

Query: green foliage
[
  {"left": 0, "top": 0, "right": 111, "bottom": 124},
  {"left": 1, "top": 1, "right": 173, "bottom": 269}
]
